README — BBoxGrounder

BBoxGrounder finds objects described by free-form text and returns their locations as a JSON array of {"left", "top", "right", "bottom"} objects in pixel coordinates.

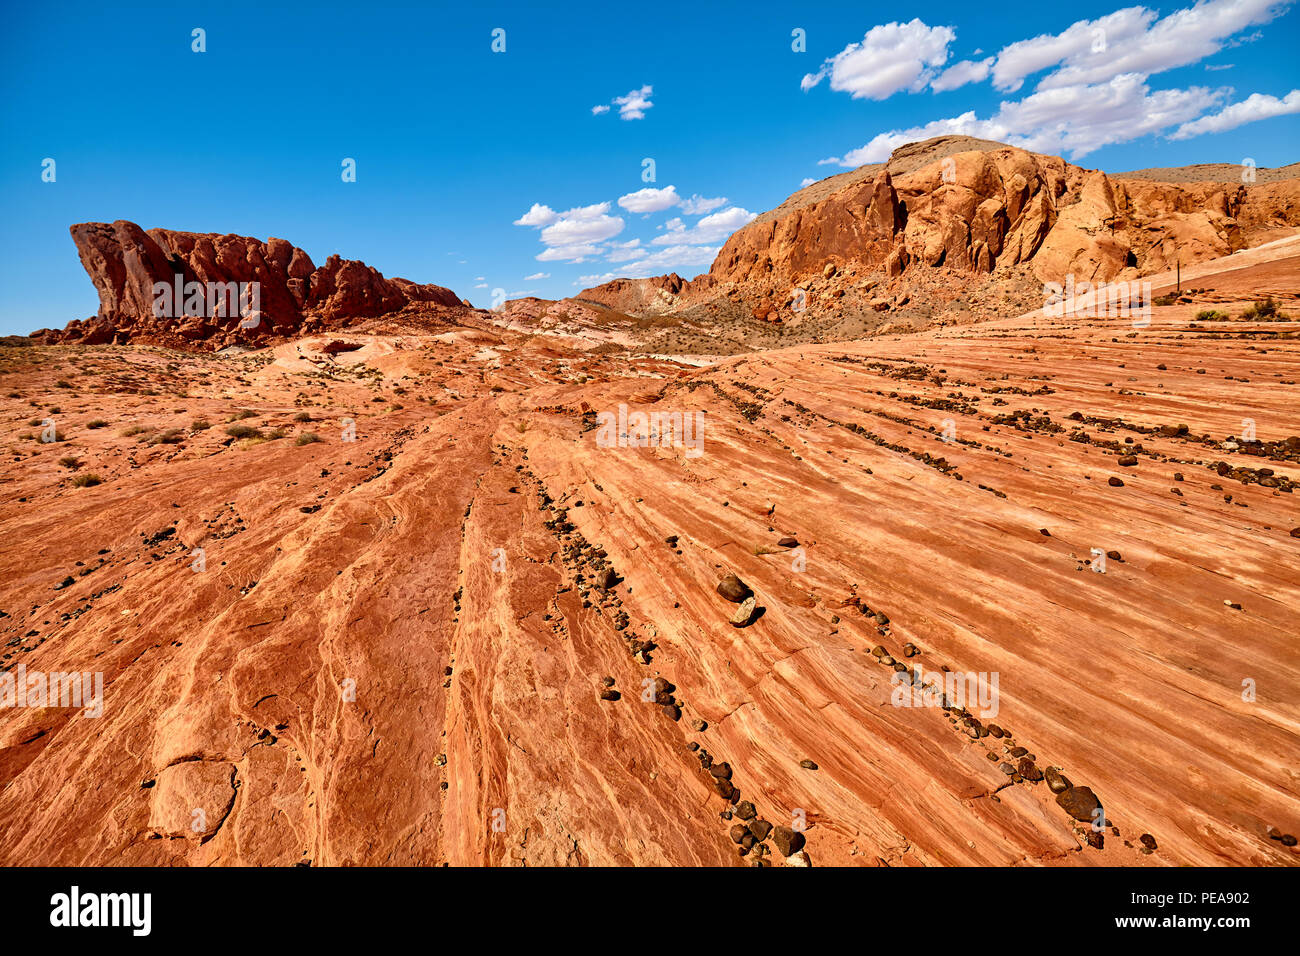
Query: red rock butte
[
  {"left": 2, "top": 137, "right": 1299, "bottom": 866},
  {"left": 39, "top": 220, "right": 467, "bottom": 350}
]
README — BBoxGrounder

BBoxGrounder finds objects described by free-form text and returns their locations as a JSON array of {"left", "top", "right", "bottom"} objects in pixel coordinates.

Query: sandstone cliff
[
  {"left": 579, "top": 137, "right": 1300, "bottom": 327},
  {"left": 39, "top": 220, "right": 465, "bottom": 348}
]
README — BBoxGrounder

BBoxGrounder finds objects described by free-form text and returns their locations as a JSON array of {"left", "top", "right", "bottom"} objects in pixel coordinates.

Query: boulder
[
  {"left": 716, "top": 573, "right": 752, "bottom": 602},
  {"left": 1056, "top": 786, "right": 1103, "bottom": 823},
  {"left": 1044, "top": 766, "right": 1072, "bottom": 794},
  {"left": 771, "top": 826, "right": 806, "bottom": 857},
  {"left": 730, "top": 596, "right": 758, "bottom": 627}
]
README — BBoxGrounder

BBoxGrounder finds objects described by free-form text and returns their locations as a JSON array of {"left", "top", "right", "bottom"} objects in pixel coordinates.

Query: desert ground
[{"left": 1, "top": 233, "right": 1297, "bottom": 866}]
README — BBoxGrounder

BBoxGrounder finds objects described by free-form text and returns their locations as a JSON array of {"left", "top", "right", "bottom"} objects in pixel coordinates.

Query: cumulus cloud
[
  {"left": 808, "top": 1, "right": 1294, "bottom": 163},
  {"left": 679, "top": 194, "right": 728, "bottom": 215},
  {"left": 1171, "top": 88, "right": 1300, "bottom": 137},
  {"left": 801, "top": 19, "right": 956, "bottom": 100},
  {"left": 604, "top": 239, "right": 644, "bottom": 263},
  {"left": 617, "top": 185, "right": 681, "bottom": 213},
  {"left": 821, "top": 74, "right": 1226, "bottom": 163},
  {"left": 579, "top": 244, "right": 720, "bottom": 285},
  {"left": 651, "top": 206, "right": 757, "bottom": 245},
  {"left": 540, "top": 203, "right": 624, "bottom": 248},
  {"left": 991, "top": 0, "right": 1289, "bottom": 92},
  {"left": 535, "top": 243, "right": 602, "bottom": 263},
  {"left": 613, "top": 85, "right": 654, "bottom": 120},
  {"left": 518, "top": 190, "right": 741, "bottom": 268},
  {"left": 931, "top": 56, "right": 994, "bottom": 92},
  {"left": 592, "top": 85, "right": 655, "bottom": 120},
  {"left": 513, "top": 203, "right": 559, "bottom": 227},
  {"left": 508, "top": 201, "right": 623, "bottom": 264},
  {"left": 512, "top": 202, "right": 627, "bottom": 264},
  {"left": 524, "top": 272, "right": 550, "bottom": 280},
  {"left": 800, "top": 177, "right": 816, "bottom": 187}
]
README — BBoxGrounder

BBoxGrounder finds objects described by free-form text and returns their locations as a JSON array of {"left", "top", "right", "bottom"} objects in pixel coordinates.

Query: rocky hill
[
  {"left": 35, "top": 221, "right": 468, "bottom": 350},
  {"left": 575, "top": 137, "right": 1300, "bottom": 340}
]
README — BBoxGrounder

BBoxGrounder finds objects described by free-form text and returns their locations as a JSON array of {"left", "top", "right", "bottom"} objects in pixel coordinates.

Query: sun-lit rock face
[
  {"left": 705, "top": 141, "right": 1296, "bottom": 290},
  {"left": 578, "top": 138, "right": 1298, "bottom": 329},
  {"left": 41, "top": 220, "right": 465, "bottom": 349}
]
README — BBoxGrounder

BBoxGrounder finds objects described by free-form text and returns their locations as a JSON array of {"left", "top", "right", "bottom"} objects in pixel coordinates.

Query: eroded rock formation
[
  {"left": 576, "top": 137, "right": 1300, "bottom": 327},
  {"left": 705, "top": 142, "right": 1295, "bottom": 290},
  {"left": 40, "top": 221, "right": 465, "bottom": 348}
]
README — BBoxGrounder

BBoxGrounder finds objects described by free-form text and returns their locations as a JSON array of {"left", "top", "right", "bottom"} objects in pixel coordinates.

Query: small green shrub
[{"left": 1242, "top": 297, "right": 1286, "bottom": 320}]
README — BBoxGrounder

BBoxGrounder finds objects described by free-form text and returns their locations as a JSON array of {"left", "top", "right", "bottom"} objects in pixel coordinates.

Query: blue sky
[{"left": 1, "top": 0, "right": 1297, "bottom": 334}]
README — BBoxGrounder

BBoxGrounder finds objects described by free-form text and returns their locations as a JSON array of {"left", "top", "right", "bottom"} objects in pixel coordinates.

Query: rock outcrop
[
  {"left": 576, "top": 273, "right": 687, "bottom": 316},
  {"left": 704, "top": 141, "right": 1294, "bottom": 291},
  {"left": 578, "top": 136, "right": 1300, "bottom": 328},
  {"left": 40, "top": 220, "right": 464, "bottom": 348}
]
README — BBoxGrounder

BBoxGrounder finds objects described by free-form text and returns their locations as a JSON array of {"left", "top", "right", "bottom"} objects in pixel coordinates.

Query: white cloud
[
  {"left": 604, "top": 239, "right": 644, "bottom": 263},
  {"left": 613, "top": 85, "right": 654, "bottom": 120},
  {"left": 474, "top": 283, "right": 488, "bottom": 289},
  {"left": 991, "top": 1, "right": 1288, "bottom": 93},
  {"left": 651, "top": 206, "right": 757, "bottom": 245},
  {"left": 822, "top": 74, "right": 1226, "bottom": 163},
  {"left": 524, "top": 272, "right": 550, "bottom": 280},
  {"left": 578, "top": 244, "right": 720, "bottom": 285},
  {"left": 536, "top": 243, "right": 602, "bottom": 263},
  {"left": 801, "top": 19, "right": 956, "bottom": 100},
  {"left": 540, "top": 206, "right": 624, "bottom": 247},
  {"left": 513, "top": 203, "right": 559, "bottom": 227},
  {"left": 800, "top": 178, "right": 816, "bottom": 187},
  {"left": 679, "top": 193, "right": 728, "bottom": 214},
  {"left": 591, "top": 104, "right": 610, "bottom": 115},
  {"left": 808, "top": 1, "right": 1292, "bottom": 166},
  {"left": 1171, "top": 88, "right": 1300, "bottom": 138},
  {"left": 618, "top": 185, "right": 681, "bottom": 213},
  {"left": 475, "top": 276, "right": 485, "bottom": 281},
  {"left": 931, "top": 56, "right": 994, "bottom": 92},
  {"left": 516, "top": 200, "right": 626, "bottom": 261}
]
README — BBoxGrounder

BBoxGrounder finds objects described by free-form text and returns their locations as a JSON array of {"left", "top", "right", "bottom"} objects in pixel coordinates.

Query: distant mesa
[{"left": 35, "top": 220, "right": 468, "bottom": 348}]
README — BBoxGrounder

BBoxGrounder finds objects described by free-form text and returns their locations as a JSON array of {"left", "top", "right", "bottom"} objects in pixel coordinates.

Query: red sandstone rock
[
  {"left": 1, "top": 240, "right": 1298, "bottom": 866},
  {"left": 45, "top": 220, "right": 463, "bottom": 349},
  {"left": 574, "top": 137, "right": 1299, "bottom": 328}
]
